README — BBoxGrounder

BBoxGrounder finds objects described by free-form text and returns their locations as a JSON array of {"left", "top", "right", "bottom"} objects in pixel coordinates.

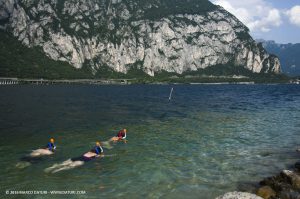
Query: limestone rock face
[{"left": 1, "top": 0, "right": 281, "bottom": 76}]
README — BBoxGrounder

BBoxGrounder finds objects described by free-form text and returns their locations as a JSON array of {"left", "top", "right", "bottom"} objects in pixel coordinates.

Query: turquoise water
[{"left": 0, "top": 84, "right": 300, "bottom": 198}]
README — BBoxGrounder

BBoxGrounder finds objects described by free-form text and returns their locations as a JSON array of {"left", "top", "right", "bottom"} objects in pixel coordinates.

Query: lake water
[{"left": 0, "top": 84, "right": 299, "bottom": 198}]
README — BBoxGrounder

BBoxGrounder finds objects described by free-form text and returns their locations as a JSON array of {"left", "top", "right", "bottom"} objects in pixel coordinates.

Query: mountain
[
  {"left": 257, "top": 39, "right": 300, "bottom": 76},
  {"left": 0, "top": 0, "right": 280, "bottom": 78}
]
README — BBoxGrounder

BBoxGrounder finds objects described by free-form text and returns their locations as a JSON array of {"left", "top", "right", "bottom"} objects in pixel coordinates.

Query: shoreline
[
  {"left": 217, "top": 149, "right": 300, "bottom": 199},
  {"left": 0, "top": 77, "right": 298, "bottom": 85},
  {"left": 0, "top": 77, "right": 130, "bottom": 85},
  {"left": 255, "top": 153, "right": 300, "bottom": 199}
]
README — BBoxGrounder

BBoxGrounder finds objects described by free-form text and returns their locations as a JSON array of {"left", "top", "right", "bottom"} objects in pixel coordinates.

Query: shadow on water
[{"left": 20, "top": 156, "right": 44, "bottom": 164}]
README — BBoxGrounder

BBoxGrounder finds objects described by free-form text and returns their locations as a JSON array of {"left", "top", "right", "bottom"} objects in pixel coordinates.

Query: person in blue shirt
[
  {"left": 92, "top": 141, "right": 104, "bottom": 155},
  {"left": 71, "top": 141, "right": 104, "bottom": 162},
  {"left": 46, "top": 138, "right": 56, "bottom": 152}
]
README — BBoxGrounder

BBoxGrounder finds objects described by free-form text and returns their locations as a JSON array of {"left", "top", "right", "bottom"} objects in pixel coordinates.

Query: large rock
[
  {"left": 1, "top": 0, "right": 281, "bottom": 76},
  {"left": 216, "top": 192, "right": 263, "bottom": 199},
  {"left": 281, "top": 170, "right": 300, "bottom": 190}
]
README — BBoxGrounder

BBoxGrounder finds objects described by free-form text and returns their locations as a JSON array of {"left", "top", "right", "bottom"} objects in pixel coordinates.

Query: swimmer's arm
[
  {"left": 99, "top": 146, "right": 104, "bottom": 157},
  {"left": 95, "top": 153, "right": 104, "bottom": 158},
  {"left": 100, "top": 146, "right": 104, "bottom": 153}
]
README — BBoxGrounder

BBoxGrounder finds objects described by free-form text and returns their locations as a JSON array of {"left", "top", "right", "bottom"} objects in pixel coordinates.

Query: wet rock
[
  {"left": 258, "top": 169, "right": 300, "bottom": 199},
  {"left": 281, "top": 170, "right": 300, "bottom": 190},
  {"left": 216, "top": 191, "right": 263, "bottom": 199},
  {"left": 260, "top": 176, "right": 278, "bottom": 186},
  {"left": 278, "top": 190, "right": 300, "bottom": 199},
  {"left": 256, "top": 186, "right": 276, "bottom": 199},
  {"left": 255, "top": 150, "right": 300, "bottom": 199},
  {"left": 260, "top": 175, "right": 290, "bottom": 193},
  {"left": 295, "top": 162, "right": 300, "bottom": 171}
]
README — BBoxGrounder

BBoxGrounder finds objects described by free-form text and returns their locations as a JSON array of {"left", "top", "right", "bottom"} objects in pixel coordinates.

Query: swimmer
[
  {"left": 110, "top": 129, "right": 127, "bottom": 143},
  {"left": 72, "top": 141, "right": 104, "bottom": 162},
  {"left": 45, "top": 141, "right": 104, "bottom": 173},
  {"left": 28, "top": 138, "right": 56, "bottom": 157},
  {"left": 19, "top": 138, "right": 56, "bottom": 166},
  {"left": 46, "top": 138, "right": 56, "bottom": 152}
]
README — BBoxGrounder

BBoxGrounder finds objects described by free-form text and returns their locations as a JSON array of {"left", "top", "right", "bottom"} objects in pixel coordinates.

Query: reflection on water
[{"left": 0, "top": 84, "right": 299, "bottom": 198}]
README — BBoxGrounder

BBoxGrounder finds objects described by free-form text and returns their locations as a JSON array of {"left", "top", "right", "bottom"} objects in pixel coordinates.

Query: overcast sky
[{"left": 210, "top": 0, "right": 300, "bottom": 44}]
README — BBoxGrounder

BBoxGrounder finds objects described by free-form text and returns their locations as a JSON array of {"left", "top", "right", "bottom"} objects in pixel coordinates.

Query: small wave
[
  {"left": 104, "top": 154, "right": 116, "bottom": 157},
  {"left": 20, "top": 156, "right": 43, "bottom": 164},
  {"left": 16, "top": 161, "right": 31, "bottom": 169},
  {"left": 44, "top": 159, "right": 84, "bottom": 173},
  {"left": 102, "top": 141, "right": 114, "bottom": 149}
]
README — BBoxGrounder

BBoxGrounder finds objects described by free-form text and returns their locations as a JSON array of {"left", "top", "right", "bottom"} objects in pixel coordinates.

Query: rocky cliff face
[
  {"left": 257, "top": 39, "right": 300, "bottom": 76},
  {"left": 0, "top": 0, "right": 281, "bottom": 76}
]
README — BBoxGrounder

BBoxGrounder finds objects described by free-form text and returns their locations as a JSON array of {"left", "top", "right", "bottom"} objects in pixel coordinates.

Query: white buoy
[{"left": 169, "top": 87, "right": 173, "bottom": 101}]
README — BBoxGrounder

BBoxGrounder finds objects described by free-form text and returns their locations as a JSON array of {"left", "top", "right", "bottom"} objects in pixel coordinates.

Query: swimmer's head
[
  {"left": 123, "top": 129, "right": 127, "bottom": 133},
  {"left": 96, "top": 141, "right": 100, "bottom": 146},
  {"left": 50, "top": 138, "right": 55, "bottom": 143}
]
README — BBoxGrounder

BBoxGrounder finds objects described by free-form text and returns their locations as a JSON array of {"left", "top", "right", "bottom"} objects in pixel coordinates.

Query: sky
[{"left": 209, "top": 0, "right": 300, "bottom": 44}]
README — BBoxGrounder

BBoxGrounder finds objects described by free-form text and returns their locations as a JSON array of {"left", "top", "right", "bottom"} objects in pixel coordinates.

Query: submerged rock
[
  {"left": 256, "top": 186, "right": 276, "bottom": 199},
  {"left": 216, "top": 192, "right": 263, "bottom": 199}
]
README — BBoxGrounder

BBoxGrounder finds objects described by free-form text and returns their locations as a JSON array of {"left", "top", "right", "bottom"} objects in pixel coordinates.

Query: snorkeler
[
  {"left": 93, "top": 141, "right": 104, "bottom": 156},
  {"left": 45, "top": 141, "right": 104, "bottom": 173},
  {"left": 46, "top": 138, "right": 56, "bottom": 152},
  {"left": 19, "top": 138, "right": 56, "bottom": 165},
  {"left": 71, "top": 141, "right": 104, "bottom": 162},
  {"left": 110, "top": 129, "right": 127, "bottom": 143}
]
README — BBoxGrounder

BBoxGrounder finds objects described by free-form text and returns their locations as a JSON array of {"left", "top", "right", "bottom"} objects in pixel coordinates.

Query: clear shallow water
[{"left": 0, "top": 84, "right": 300, "bottom": 198}]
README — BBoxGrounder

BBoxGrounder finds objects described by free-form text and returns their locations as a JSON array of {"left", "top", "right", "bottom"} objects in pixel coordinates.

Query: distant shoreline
[
  {"left": 0, "top": 77, "right": 299, "bottom": 85},
  {"left": 0, "top": 77, "right": 129, "bottom": 85}
]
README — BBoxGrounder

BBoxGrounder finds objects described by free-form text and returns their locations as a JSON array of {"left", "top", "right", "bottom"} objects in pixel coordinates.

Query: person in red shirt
[{"left": 110, "top": 129, "right": 127, "bottom": 143}]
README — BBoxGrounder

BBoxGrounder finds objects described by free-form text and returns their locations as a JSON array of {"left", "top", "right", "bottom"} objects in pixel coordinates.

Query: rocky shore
[
  {"left": 216, "top": 192, "right": 263, "bottom": 199},
  {"left": 256, "top": 167, "right": 300, "bottom": 199},
  {"left": 217, "top": 150, "right": 300, "bottom": 199}
]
